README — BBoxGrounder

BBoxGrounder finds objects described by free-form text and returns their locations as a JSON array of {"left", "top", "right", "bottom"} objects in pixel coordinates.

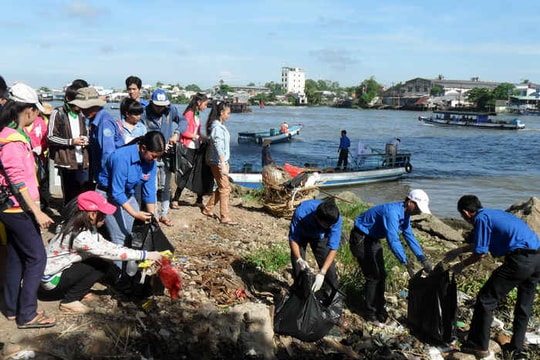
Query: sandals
[
  {"left": 220, "top": 219, "right": 239, "bottom": 226},
  {"left": 159, "top": 217, "right": 174, "bottom": 227},
  {"left": 7, "top": 309, "right": 43, "bottom": 322},
  {"left": 17, "top": 313, "right": 56, "bottom": 329},
  {"left": 201, "top": 209, "right": 217, "bottom": 219},
  {"left": 170, "top": 201, "right": 180, "bottom": 210},
  {"left": 59, "top": 301, "right": 91, "bottom": 314}
]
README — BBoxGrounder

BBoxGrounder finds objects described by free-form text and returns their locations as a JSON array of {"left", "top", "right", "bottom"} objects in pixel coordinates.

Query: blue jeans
[
  {"left": 0, "top": 212, "right": 46, "bottom": 325},
  {"left": 97, "top": 189, "right": 139, "bottom": 269},
  {"left": 157, "top": 160, "right": 172, "bottom": 218}
]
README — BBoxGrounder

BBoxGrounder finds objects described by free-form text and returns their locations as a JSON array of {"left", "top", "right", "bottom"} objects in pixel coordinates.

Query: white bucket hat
[{"left": 9, "top": 83, "right": 45, "bottom": 112}]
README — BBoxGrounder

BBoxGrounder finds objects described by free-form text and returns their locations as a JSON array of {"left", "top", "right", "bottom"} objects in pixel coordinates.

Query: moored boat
[
  {"left": 229, "top": 151, "right": 412, "bottom": 189},
  {"left": 418, "top": 110, "right": 525, "bottom": 130},
  {"left": 238, "top": 124, "right": 304, "bottom": 145}
]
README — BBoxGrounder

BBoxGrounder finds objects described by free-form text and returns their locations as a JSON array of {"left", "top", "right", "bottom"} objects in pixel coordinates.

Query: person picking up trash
[
  {"left": 349, "top": 189, "right": 433, "bottom": 324},
  {"left": 443, "top": 195, "right": 540, "bottom": 359},
  {"left": 288, "top": 198, "right": 342, "bottom": 298}
]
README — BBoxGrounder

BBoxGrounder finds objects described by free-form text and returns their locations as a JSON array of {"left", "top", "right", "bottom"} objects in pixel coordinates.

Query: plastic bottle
[{"left": 126, "top": 261, "right": 138, "bottom": 277}]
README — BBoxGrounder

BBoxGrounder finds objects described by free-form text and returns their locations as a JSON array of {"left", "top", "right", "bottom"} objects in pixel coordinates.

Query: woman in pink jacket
[{"left": 0, "top": 83, "right": 55, "bottom": 329}]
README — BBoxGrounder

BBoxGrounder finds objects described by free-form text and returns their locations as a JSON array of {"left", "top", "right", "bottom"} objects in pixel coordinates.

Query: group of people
[
  {"left": 290, "top": 190, "right": 539, "bottom": 359},
  {"left": 0, "top": 75, "right": 237, "bottom": 329}
]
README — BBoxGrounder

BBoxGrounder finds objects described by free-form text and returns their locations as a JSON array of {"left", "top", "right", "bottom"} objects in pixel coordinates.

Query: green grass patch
[{"left": 244, "top": 243, "right": 290, "bottom": 273}]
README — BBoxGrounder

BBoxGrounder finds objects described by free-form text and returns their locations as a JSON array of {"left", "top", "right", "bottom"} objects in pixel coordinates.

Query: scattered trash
[
  {"left": 491, "top": 316, "right": 504, "bottom": 329},
  {"left": 526, "top": 332, "right": 540, "bottom": 344}
]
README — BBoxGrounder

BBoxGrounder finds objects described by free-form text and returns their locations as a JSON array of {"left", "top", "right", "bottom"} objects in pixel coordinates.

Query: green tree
[
  {"left": 247, "top": 82, "right": 255, "bottom": 86},
  {"left": 39, "top": 86, "right": 51, "bottom": 92},
  {"left": 156, "top": 81, "right": 164, "bottom": 88},
  {"left": 264, "top": 81, "right": 283, "bottom": 96},
  {"left": 304, "top": 79, "right": 322, "bottom": 105},
  {"left": 466, "top": 88, "right": 492, "bottom": 110},
  {"left": 355, "top": 77, "right": 383, "bottom": 107},
  {"left": 492, "top": 83, "right": 515, "bottom": 100},
  {"left": 430, "top": 85, "right": 443, "bottom": 96},
  {"left": 185, "top": 84, "right": 201, "bottom": 92}
]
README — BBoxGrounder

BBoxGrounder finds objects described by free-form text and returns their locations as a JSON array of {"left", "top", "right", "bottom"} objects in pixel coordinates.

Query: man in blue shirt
[
  {"left": 289, "top": 198, "right": 342, "bottom": 297},
  {"left": 336, "top": 130, "right": 350, "bottom": 170},
  {"left": 444, "top": 195, "right": 540, "bottom": 359},
  {"left": 349, "top": 189, "right": 432, "bottom": 323}
]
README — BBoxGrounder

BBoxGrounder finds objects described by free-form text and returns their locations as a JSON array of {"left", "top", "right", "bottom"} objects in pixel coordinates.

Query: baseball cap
[
  {"left": 408, "top": 189, "right": 431, "bottom": 214},
  {"left": 9, "top": 83, "right": 45, "bottom": 112},
  {"left": 68, "top": 87, "right": 106, "bottom": 109},
  {"left": 151, "top": 89, "right": 170, "bottom": 106},
  {"left": 77, "top": 191, "right": 116, "bottom": 215}
]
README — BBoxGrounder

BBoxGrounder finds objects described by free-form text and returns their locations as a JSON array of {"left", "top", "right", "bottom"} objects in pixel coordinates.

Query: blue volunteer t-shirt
[
  {"left": 472, "top": 208, "right": 540, "bottom": 257},
  {"left": 289, "top": 199, "right": 342, "bottom": 250},
  {"left": 353, "top": 202, "right": 425, "bottom": 264}
]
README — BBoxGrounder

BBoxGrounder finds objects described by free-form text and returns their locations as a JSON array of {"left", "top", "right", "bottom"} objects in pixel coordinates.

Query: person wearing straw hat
[
  {"left": 69, "top": 87, "right": 124, "bottom": 186},
  {"left": 349, "top": 189, "right": 433, "bottom": 325}
]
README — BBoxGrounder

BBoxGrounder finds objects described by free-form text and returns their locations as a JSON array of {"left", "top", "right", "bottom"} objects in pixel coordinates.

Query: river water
[
  {"left": 76, "top": 102, "right": 540, "bottom": 219},
  {"left": 223, "top": 106, "right": 540, "bottom": 219}
]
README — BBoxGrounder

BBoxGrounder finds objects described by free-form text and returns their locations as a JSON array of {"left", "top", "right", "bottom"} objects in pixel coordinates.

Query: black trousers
[
  {"left": 467, "top": 250, "right": 540, "bottom": 351},
  {"left": 39, "top": 258, "right": 110, "bottom": 304},
  {"left": 337, "top": 149, "right": 349, "bottom": 168},
  {"left": 349, "top": 227, "right": 387, "bottom": 321},
  {"left": 290, "top": 237, "right": 338, "bottom": 299}
]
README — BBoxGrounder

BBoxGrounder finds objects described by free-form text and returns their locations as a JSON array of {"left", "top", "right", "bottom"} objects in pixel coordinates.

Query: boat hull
[
  {"left": 229, "top": 167, "right": 408, "bottom": 189},
  {"left": 238, "top": 124, "right": 303, "bottom": 144}
]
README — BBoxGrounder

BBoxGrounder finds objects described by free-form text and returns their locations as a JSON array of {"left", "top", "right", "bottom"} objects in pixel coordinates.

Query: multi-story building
[{"left": 281, "top": 67, "right": 307, "bottom": 104}]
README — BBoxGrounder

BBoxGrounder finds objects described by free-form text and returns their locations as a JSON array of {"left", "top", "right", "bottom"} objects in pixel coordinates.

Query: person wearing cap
[
  {"left": 443, "top": 195, "right": 540, "bottom": 359},
  {"left": 141, "top": 89, "right": 182, "bottom": 226},
  {"left": 349, "top": 189, "right": 433, "bottom": 324},
  {"left": 48, "top": 83, "right": 91, "bottom": 206},
  {"left": 40, "top": 191, "right": 163, "bottom": 314},
  {"left": 171, "top": 93, "right": 211, "bottom": 209},
  {"left": 261, "top": 139, "right": 274, "bottom": 167},
  {"left": 0, "top": 82, "right": 56, "bottom": 329},
  {"left": 69, "top": 87, "right": 124, "bottom": 185}
]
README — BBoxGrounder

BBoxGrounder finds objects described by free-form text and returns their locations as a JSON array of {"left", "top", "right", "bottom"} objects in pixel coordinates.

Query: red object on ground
[
  {"left": 158, "top": 258, "right": 182, "bottom": 299},
  {"left": 283, "top": 163, "right": 304, "bottom": 178}
]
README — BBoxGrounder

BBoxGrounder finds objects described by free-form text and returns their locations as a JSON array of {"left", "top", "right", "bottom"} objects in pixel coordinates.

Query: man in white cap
[{"left": 349, "top": 189, "right": 432, "bottom": 324}]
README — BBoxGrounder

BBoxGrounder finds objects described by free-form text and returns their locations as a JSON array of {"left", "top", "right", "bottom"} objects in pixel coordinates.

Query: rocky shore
[{"left": 1, "top": 189, "right": 540, "bottom": 359}]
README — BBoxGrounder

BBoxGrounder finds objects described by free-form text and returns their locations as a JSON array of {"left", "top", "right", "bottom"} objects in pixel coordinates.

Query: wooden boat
[
  {"left": 238, "top": 124, "right": 304, "bottom": 145},
  {"left": 418, "top": 110, "right": 525, "bottom": 130},
  {"left": 229, "top": 151, "right": 412, "bottom": 189}
]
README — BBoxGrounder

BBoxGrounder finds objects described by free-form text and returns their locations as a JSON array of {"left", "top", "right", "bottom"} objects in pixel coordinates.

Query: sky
[{"left": 2, "top": 0, "right": 540, "bottom": 91}]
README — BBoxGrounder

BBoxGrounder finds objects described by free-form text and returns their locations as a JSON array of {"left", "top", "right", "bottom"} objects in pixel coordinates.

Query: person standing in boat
[
  {"left": 356, "top": 140, "right": 372, "bottom": 167},
  {"left": 261, "top": 139, "right": 274, "bottom": 167},
  {"left": 349, "top": 189, "right": 433, "bottom": 324},
  {"left": 385, "top": 137, "right": 400, "bottom": 167},
  {"left": 336, "top": 130, "right": 350, "bottom": 170}
]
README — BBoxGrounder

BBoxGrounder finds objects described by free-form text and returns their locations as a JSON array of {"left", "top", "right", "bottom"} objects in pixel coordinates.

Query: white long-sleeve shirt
[{"left": 43, "top": 228, "right": 147, "bottom": 277}]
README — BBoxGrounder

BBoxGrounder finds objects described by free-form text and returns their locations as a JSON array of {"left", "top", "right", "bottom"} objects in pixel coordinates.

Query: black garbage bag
[
  {"left": 407, "top": 269, "right": 457, "bottom": 344},
  {"left": 127, "top": 217, "right": 175, "bottom": 253},
  {"left": 274, "top": 271, "right": 344, "bottom": 342}
]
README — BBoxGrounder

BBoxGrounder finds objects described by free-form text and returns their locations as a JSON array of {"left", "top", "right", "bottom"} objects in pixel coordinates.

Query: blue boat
[
  {"left": 418, "top": 110, "right": 525, "bottom": 130},
  {"left": 238, "top": 124, "right": 304, "bottom": 145}
]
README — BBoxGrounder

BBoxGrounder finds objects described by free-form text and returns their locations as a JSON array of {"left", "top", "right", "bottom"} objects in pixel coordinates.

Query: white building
[{"left": 281, "top": 66, "right": 307, "bottom": 104}]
